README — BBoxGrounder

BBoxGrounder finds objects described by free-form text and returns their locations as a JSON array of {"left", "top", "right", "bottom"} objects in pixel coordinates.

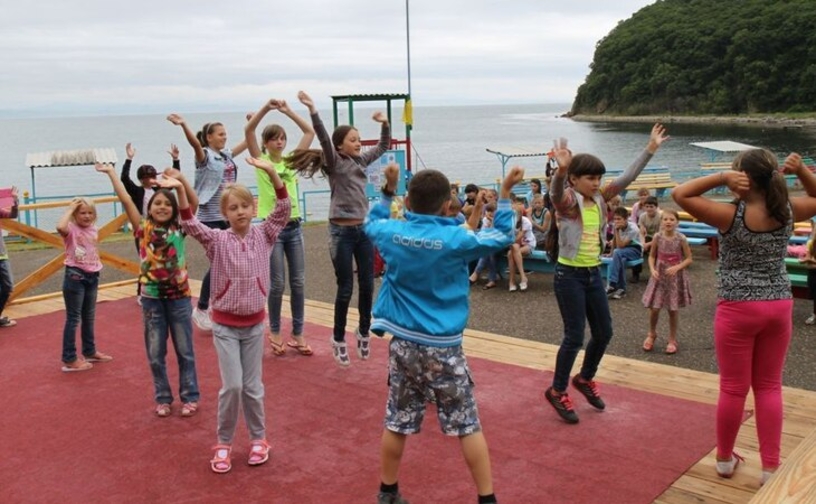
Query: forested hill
[{"left": 570, "top": 0, "right": 816, "bottom": 116}]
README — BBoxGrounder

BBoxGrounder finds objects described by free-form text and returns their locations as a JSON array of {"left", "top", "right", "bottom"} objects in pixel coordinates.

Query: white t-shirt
[{"left": 520, "top": 216, "right": 536, "bottom": 249}]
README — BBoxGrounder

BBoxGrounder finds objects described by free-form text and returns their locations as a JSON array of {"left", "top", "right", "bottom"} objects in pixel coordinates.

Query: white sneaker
[
  {"left": 806, "top": 314, "right": 816, "bottom": 325},
  {"left": 331, "top": 338, "right": 351, "bottom": 367},
  {"left": 193, "top": 307, "right": 212, "bottom": 332},
  {"left": 355, "top": 328, "right": 370, "bottom": 360},
  {"left": 509, "top": 284, "right": 518, "bottom": 292},
  {"left": 136, "top": 295, "right": 142, "bottom": 306},
  {"left": 716, "top": 452, "right": 743, "bottom": 478},
  {"left": 519, "top": 281, "right": 528, "bottom": 291}
]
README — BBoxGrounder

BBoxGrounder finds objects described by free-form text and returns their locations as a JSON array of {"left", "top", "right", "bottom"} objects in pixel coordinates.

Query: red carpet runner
[{"left": 1, "top": 298, "right": 724, "bottom": 503}]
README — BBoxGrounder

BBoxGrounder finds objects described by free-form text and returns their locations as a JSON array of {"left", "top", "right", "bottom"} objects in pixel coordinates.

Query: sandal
[
  {"left": 248, "top": 439, "right": 270, "bottom": 466},
  {"left": 286, "top": 340, "right": 313, "bottom": 356},
  {"left": 155, "top": 403, "right": 171, "bottom": 418},
  {"left": 665, "top": 341, "right": 678, "bottom": 355},
  {"left": 181, "top": 402, "right": 198, "bottom": 417},
  {"left": 642, "top": 332, "right": 657, "bottom": 352},
  {"left": 268, "top": 334, "right": 286, "bottom": 356},
  {"left": 211, "top": 444, "right": 232, "bottom": 474}
]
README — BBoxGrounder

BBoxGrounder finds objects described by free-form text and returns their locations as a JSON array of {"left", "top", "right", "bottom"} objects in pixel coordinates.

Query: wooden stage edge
[{"left": 6, "top": 280, "right": 815, "bottom": 504}]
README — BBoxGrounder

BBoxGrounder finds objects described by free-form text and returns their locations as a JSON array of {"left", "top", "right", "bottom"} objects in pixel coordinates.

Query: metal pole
[{"left": 405, "top": 0, "right": 412, "bottom": 98}]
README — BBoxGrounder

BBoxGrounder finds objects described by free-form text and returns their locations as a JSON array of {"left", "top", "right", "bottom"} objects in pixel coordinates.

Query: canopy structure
[
  {"left": 486, "top": 147, "right": 550, "bottom": 178},
  {"left": 25, "top": 148, "right": 118, "bottom": 228},
  {"left": 690, "top": 141, "right": 759, "bottom": 161}
]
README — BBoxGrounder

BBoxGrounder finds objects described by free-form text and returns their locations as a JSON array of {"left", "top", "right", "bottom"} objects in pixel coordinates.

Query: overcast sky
[{"left": 0, "top": 0, "right": 655, "bottom": 117}]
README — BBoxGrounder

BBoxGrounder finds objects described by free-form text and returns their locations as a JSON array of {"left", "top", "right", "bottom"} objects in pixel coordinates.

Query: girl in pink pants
[{"left": 673, "top": 150, "right": 816, "bottom": 486}]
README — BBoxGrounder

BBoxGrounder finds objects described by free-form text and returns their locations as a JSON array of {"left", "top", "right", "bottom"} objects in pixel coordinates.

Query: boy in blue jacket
[{"left": 364, "top": 164, "right": 524, "bottom": 504}]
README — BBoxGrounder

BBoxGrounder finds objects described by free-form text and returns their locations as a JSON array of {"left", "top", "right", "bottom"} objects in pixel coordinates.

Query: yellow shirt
[{"left": 559, "top": 204, "right": 602, "bottom": 267}]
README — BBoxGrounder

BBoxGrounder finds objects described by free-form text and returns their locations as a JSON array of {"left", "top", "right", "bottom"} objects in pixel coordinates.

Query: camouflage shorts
[{"left": 384, "top": 338, "right": 481, "bottom": 436}]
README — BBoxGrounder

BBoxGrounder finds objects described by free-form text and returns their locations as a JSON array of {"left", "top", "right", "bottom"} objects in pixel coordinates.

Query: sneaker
[
  {"left": 611, "top": 289, "right": 626, "bottom": 300},
  {"left": 136, "top": 295, "right": 142, "bottom": 306},
  {"left": 193, "top": 307, "right": 212, "bottom": 332},
  {"left": 760, "top": 469, "right": 774, "bottom": 486},
  {"left": 0, "top": 316, "right": 16, "bottom": 328},
  {"left": 355, "top": 328, "right": 370, "bottom": 360},
  {"left": 605, "top": 285, "right": 616, "bottom": 295},
  {"left": 544, "top": 387, "right": 579, "bottom": 424},
  {"left": 377, "top": 492, "right": 409, "bottom": 504},
  {"left": 716, "top": 452, "right": 745, "bottom": 478},
  {"left": 331, "top": 338, "right": 351, "bottom": 367},
  {"left": 519, "top": 280, "right": 528, "bottom": 291},
  {"left": 62, "top": 358, "right": 93, "bottom": 372},
  {"left": 806, "top": 314, "right": 816, "bottom": 325},
  {"left": 85, "top": 352, "right": 113, "bottom": 363},
  {"left": 509, "top": 283, "right": 518, "bottom": 292},
  {"left": 571, "top": 375, "right": 606, "bottom": 410}
]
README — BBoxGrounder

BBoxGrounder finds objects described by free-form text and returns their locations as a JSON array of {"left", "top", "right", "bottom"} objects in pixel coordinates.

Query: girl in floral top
[{"left": 97, "top": 163, "right": 201, "bottom": 419}]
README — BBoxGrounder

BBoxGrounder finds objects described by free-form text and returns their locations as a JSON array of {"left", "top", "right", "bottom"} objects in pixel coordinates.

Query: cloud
[{"left": 0, "top": 0, "right": 655, "bottom": 117}]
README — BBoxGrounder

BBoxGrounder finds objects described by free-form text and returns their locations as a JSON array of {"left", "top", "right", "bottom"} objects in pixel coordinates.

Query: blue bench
[
  {"left": 600, "top": 255, "right": 644, "bottom": 284},
  {"left": 496, "top": 249, "right": 557, "bottom": 274}
]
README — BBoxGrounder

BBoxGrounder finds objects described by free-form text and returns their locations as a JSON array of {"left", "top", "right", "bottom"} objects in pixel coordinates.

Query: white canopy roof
[
  {"left": 689, "top": 141, "right": 759, "bottom": 153},
  {"left": 26, "top": 148, "right": 118, "bottom": 168}
]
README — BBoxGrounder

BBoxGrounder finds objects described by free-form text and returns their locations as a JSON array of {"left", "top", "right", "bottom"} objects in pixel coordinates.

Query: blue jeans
[
  {"left": 198, "top": 220, "right": 229, "bottom": 310},
  {"left": 0, "top": 259, "right": 13, "bottom": 316},
  {"left": 608, "top": 246, "right": 642, "bottom": 290},
  {"left": 329, "top": 223, "right": 374, "bottom": 341},
  {"left": 268, "top": 220, "right": 306, "bottom": 336},
  {"left": 142, "top": 297, "right": 199, "bottom": 404},
  {"left": 61, "top": 267, "right": 99, "bottom": 363},
  {"left": 474, "top": 254, "right": 498, "bottom": 282},
  {"left": 552, "top": 263, "right": 613, "bottom": 392}
]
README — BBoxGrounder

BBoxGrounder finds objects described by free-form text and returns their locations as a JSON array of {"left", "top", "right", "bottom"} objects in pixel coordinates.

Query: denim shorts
[{"left": 384, "top": 338, "right": 481, "bottom": 436}]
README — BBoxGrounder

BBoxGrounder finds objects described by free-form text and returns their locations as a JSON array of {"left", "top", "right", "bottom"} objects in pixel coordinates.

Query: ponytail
[
  {"left": 733, "top": 149, "right": 791, "bottom": 225},
  {"left": 285, "top": 149, "right": 328, "bottom": 179},
  {"left": 197, "top": 122, "right": 223, "bottom": 149}
]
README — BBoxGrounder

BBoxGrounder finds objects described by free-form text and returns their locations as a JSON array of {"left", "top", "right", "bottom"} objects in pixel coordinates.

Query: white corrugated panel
[
  {"left": 690, "top": 141, "right": 759, "bottom": 153},
  {"left": 25, "top": 148, "right": 118, "bottom": 168}
]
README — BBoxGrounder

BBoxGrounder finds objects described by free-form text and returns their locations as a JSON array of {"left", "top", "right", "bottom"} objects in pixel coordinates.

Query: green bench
[{"left": 785, "top": 257, "right": 811, "bottom": 299}]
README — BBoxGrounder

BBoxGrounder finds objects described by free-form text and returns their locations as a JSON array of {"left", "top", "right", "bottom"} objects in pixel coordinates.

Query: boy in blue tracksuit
[{"left": 364, "top": 164, "right": 524, "bottom": 504}]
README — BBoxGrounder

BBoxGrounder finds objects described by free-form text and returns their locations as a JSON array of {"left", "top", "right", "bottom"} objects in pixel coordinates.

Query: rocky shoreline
[{"left": 569, "top": 113, "right": 816, "bottom": 129}]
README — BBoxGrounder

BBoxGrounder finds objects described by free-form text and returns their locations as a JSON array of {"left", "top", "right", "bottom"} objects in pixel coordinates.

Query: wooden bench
[{"left": 604, "top": 167, "right": 677, "bottom": 202}]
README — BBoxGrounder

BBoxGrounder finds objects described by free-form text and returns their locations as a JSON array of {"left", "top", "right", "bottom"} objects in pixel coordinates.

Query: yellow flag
[{"left": 402, "top": 99, "right": 413, "bottom": 127}]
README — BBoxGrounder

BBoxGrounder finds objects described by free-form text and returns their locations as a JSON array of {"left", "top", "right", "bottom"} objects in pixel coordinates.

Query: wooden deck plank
[{"left": 7, "top": 289, "right": 816, "bottom": 503}]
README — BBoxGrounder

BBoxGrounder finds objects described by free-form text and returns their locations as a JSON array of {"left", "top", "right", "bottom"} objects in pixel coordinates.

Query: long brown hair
[
  {"left": 285, "top": 125, "right": 357, "bottom": 178},
  {"left": 732, "top": 148, "right": 790, "bottom": 225}
]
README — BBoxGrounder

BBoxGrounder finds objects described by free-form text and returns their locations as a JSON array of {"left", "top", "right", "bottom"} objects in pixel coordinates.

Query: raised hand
[
  {"left": 163, "top": 167, "right": 182, "bottom": 179},
  {"left": 647, "top": 123, "right": 670, "bottom": 153},
  {"left": 502, "top": 166, "right": 525, "bottom": 189},
  {"left": 782, "top": 153, "right": 806, "bottom": 175},
  {"left": 276, "top": 99, "right": 290, "bottom": 113},
  {"left": 94, "top": 162, "right": 115, "bottom": 174},
  {"left": 156, "top": 177, "right": 182, "bottom": 189},
  {"left": 553, "top": 147, "right": 571, "bottom": 174},
  {"left": 10, "top": 186, "right": 18, "bottom": 199},
  {"left": 246, "top": 112, "right": 255, "bottom": 122},
  {"left": 168, "top": 143, "right": 179, "bottom": 160},
  {"left": 372, "top": 111, "right": 388, "bottom": 123},
  {"left": 383, "top": 163, "right": 400, "bottom": 187},
  {"left": 246, "top": 156, "right": 274, "bottom": 172},
  {"left": 723, "top": 170, "right": 751, "bottom": 197},
  {"left": 297, "top": 91, "right": 315, "bottom": 112},
  {"left": 126, "top": 142, "right": 136, "bottom": 160},
  {"left": 166, "top": 113, "right": 185, "bottom": 126}
]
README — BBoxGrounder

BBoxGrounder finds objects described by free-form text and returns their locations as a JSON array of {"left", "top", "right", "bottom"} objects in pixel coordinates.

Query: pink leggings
[{"left": 714, "top": 299, "right": 792, "bottom": 469}]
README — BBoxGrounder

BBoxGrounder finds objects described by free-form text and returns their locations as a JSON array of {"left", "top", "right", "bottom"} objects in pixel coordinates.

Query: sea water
[{"left": 2, "top": 103, "right": 815, "bottom": 226}]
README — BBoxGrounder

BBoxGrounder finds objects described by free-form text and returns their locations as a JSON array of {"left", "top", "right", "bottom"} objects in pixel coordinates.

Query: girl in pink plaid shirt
[{"left": 180, "top": 157, "right": 291, "bottom": 474}]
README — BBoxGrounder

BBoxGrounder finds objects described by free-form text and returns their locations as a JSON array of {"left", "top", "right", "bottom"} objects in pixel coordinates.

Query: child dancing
[
  {"left": 365, "top": 163, "right": 524, "bottom": 504},
  {"left": 288, "top": 90, "right": 391, "bottom": 367},
  {"left": 98, "top": 162, "right": 201, "bottom": 417},
  {"left": 57, "top": 196, "right": 114, "bottom": 372},
  {"left": 245, "top": 98, "right": 315, "bottom": 356},
  {"left": 181, "top": 156, "right": 290, "bottom": 473},
  {"left": 545, "top": 124, "right": 668, "bottom": 424},
  {"left": 641, "top": 209, "right": 692, "bottom": 354},
  {"left": 673, "top": 150, "right": 816, "bottom": 485}
]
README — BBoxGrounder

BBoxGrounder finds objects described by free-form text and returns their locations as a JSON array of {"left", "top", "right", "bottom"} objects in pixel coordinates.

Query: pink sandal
[
  {"left": 211, "top": 444, "right": 232, "bottom": 474},
  {"left": 181, "top": 402, "right": 198, "bottom": 417},
  {"left": 248, "top": 439, "right": 270, "bottom": 466},
  {"left": 155, "top": 403, "right": 171, "bottom": 417}
]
